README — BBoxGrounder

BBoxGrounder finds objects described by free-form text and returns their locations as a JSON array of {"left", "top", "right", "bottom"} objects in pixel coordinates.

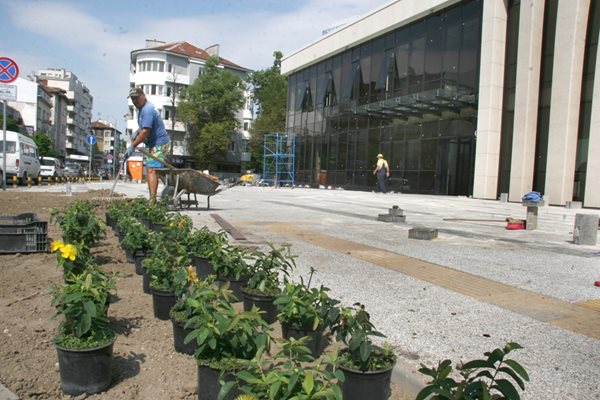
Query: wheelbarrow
[{"left": 138, "top": 149, "right": 229, "bottom": 210}]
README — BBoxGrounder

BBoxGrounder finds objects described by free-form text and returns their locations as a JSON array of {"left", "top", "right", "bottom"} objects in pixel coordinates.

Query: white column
[
  {"left": 545, "top": 0, "right": 591, "bottom": 205},
  {"left": 508, "top": 0, "right": 545, "bottom": 202},
  {"left": 473, "top": 0, "right": 508, "bottom": 199},
  {"left": 584, "top": 16, "right": 600, "bottom": 207}
]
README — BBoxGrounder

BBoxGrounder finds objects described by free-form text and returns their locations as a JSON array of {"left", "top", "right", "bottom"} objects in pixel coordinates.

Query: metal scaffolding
[{"left": 262, "top": 132, "right": 295, "bottom": 187}]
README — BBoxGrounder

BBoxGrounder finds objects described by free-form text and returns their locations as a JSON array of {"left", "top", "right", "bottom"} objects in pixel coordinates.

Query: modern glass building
[{"left": 282, "top": 0, "right": 600, "bottom": 208}]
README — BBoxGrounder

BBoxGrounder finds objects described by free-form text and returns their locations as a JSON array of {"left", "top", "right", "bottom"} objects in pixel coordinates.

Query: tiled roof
[
  {"left": 91, "top": 120, "right": 112, "bottom": 129},
  {"left": 143, "top": 41, "right": 246, "bottom": 70}
]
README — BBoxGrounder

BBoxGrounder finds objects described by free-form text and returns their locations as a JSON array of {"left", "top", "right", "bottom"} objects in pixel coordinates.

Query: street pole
[
  {"left": 88, "top": 140, "right": 92, "bottom": 178},
  {"left": 112, "top": 122, "right": 118, "bottom": 178},
  {"left": 2, "top": 100, "right": 6, "bottom": 191}
]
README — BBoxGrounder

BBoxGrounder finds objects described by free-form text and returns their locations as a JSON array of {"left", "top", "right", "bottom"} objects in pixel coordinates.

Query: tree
[
  {"left": 0, "top": 115, "right": 20, "bottom": 132},
  {"left": 33, "top": 133, "right": 60, "bottom": 157},
  {"left": 178, "top": 56, "right": 245, "bottom": 170},
  {"left": 247, "top": 51, "right": 288, "bottom": 172}
]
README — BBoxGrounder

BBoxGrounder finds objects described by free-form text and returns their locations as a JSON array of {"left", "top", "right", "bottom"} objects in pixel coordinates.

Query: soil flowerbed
[{"left": 0, "top": 190, "right": 406, "bottom": 399}]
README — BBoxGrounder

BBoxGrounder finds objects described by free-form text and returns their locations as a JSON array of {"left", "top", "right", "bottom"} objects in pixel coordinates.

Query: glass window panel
[
  {"left": 409, "top": 33, "right": 425, "bottom": 93},
  {"left": 406, "top": 139, "right": 420, "bottom": 170},
  {"left": 421, "top": 139, "right": 437, "bottom": 170}
]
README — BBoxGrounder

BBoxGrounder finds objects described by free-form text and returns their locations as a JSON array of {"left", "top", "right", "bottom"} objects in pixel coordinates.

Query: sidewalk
[{"left": 35, "top": 182, "right": 600, "bottom": 398}]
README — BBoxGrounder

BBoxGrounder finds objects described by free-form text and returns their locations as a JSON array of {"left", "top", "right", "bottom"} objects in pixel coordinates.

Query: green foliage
[
  {"left": 187, "top": 227, "right": 229, "bottom": 259},
  {"left": 247, "top": 51, "right": 288, "bottom": 172},
  {"left": 120, "top": 219, "right": 154, "bottom": 252},
  {"left": 222, "top": 339, "right": 343, "bottom": 400},
  {"left": 212, "top": 245, "right": 252, "bottom": 282},
  {"left": 0, "top": 114, "right": 20, "bottom": 131},
  {"left": 143, "top": 240, "right": 190, "bottom": 291},
  {"left": 170, "top": 273, "right": 216, "bottom": 323},
  {"left": 51, "top": 240, "right": 95, "bottom": 277},
  {"left": 163, "top": 213, "right": 193, "bottom": 243},
  {"left": 416, "top": 342, "right": 529, "bottom": 400},
  {"left": 185, "top": 285, "right": 272, "bottom": 365},
  {"left": 33, "top": 133, "right": 60, "bottom": 157},
  {"left": 50, "top": 201, "right": 105, "bottom": 246},
  {"left": 178, "top": 56, "right": 245, "bottom": 169},
  {"left": 49, "top": 268, "right": 117, "bottom": 348},
  {"left": 274, "top": 269, "right": 340, "bottom": 331},
  {"left": 332, "top": 303, "right": 396, "bottom": 372},
  {"left": 245, "top": 244, "right": 296, "bottom": 296}
]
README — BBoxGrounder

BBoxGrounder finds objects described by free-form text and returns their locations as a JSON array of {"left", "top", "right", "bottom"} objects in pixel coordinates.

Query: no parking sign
[{"left": 0, "top": 57, "right": 19, "bottom": 83}]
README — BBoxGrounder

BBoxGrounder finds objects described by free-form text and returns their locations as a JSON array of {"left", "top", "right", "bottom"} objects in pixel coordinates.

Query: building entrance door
[{"left": 436, "top": 137, "right": 474, "bottom": 196}]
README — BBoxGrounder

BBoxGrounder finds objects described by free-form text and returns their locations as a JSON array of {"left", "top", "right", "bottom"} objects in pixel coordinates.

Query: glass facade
[{"left": 286, "top": 0, "right": 482, "bottom": 194}]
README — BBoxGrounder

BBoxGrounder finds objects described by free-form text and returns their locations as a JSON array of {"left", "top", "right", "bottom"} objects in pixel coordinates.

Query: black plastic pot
[
  {"left": 142, "top": 270, "right": 151, "bottom": 294},
  {"left": 140, "top": 216, "right": 152, "bottom": 229},
  {"left": 217, "top": 276, "right": 247, "bottom": 303},
  {"left": 197, "top": 365, "right": 240, "bottom": 400},
  {"left": 133, "top": 251, "right": 146, "bottom": 275},
  {"left": 105, "top": 213, "right": 114, "bottom": 229},
  {"left": 339, "top": 363, "right": 393, "bottom": 400},
  {"left": 241, "top": 290, "right": 277, "bottom": 324},
  {"left": 191, "top": 255, "right": 214, "bottom": 280},
  {"left": 150, "top": 288, "right": 176, "bottom": 320},
  {"left": 149, "top": 221, "right": 163, "bottom": 233},
  {"left": 55, "top": 337, "right": 115, "bottom": 396},
  {"left": 172, "top": 319, "right": 196, "bottom": 355},
  {"left": 124, "top": 249, "right": 134, "bottom": 263},
  {"left": 281, "top": 323, "right": 325, "bottom": 358}
]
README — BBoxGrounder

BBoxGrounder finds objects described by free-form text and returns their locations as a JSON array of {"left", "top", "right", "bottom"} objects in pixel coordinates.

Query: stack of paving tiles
[{"left": 378, "top": 205, "right": 406, "bottom": 223}]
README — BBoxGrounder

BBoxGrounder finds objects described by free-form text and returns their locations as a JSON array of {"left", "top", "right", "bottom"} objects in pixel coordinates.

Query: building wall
[
  {"left": 282, "top": 0, "right": 600, "bottom": 207},
  {"left": 38, "top": 68, "right": 94, "bottom": 155},
  {"left": 6, "top": 77, "right": 38, "bottom": 133},
  {"left": 128, "top": 44, "right": 253, "bottom": 171}
]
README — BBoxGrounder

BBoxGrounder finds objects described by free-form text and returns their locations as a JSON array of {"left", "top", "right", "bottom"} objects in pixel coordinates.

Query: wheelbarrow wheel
[{"left": 160, "top": 186, "right": 180, "bottom": 210}]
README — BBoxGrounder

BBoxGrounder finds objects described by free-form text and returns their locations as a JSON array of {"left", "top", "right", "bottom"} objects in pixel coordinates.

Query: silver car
[{"left": 63, "top": 162, "right": 83, "bottom": 178}]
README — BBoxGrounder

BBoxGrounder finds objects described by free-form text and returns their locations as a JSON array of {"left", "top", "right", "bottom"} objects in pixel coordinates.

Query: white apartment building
[
  {"left": 6, "top": 77, "right": 38, "bottom": 135},
  {"left": 41, "top": 83, "right": 69, "bottom": 156},
  {"left": 37, "top": 68, "right": 93, "bottom": 155},
  {"left": 128, "top": 40, "right": 254, "bottom": 170}
]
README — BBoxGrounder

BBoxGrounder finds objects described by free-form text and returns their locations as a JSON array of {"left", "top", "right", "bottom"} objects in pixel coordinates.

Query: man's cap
[
  {"left": 128, "top": 87, "right": 144, "bottom": 98},
  {"left": 377, "top": 153, "right": 383, "bottom": 158}
]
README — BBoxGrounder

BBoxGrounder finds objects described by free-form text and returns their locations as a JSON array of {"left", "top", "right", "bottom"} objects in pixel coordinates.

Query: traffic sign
[
  {"left": 107, "top": 154, "right": 113, "bottom": 160},
  {"left": 0, "top": 57, "right": 19, "bottom": 83},
  {"left": 0, "top": 84, "right": 16, "bottom": 101},
  {"left": 87, "top": 135, "right": 97, "bottom": 145}
]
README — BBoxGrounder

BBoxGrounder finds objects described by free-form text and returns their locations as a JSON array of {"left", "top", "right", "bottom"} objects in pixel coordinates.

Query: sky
[{"left": 0, "top": 0, "right": 387, "bottom": 130}]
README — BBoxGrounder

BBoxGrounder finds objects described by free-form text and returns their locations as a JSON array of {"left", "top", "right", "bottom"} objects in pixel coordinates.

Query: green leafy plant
[
  {"left": 332, "top": 303, "right": 396, "bottom": 372},
  {"left": 185, "top": 285, "right": 272, "bottom": 367},
  {"left": 170, "top": 272, "right": 216, "bottom": 324},
  {"left": 50, "top": 240, "right": 95, "bottom": 278},
  {"left": 120, "top": 220, "right": 154, "bottom": 253},
  {"left": 163, "top": 213, "right": 193, "bottom": 243},
  {"left": 244, "top": 244, "right": 296, "bottom": 296},
  {"left": 212, "top": 245, "right": 252, "bottom": 281},
  {"left": 50, "top": 200, "right": 105, "bottom": 246},
  {"left": 275, "top": 269, "right": 340, "bottom": 331},
  {"left": 222, "top": 339, "right": 343, "bottom": 400},
  {"left": 143, "top": 241, "right": 191, "bottom": 291},
  {"left": 49, "top": 268, "right": 117, "bottom": 349},
  {"left": 187, "top": 227, "right": 229, "bottom": 259},
  {"left": 416, "top": 342, "right": 529, "bottom": 400}
]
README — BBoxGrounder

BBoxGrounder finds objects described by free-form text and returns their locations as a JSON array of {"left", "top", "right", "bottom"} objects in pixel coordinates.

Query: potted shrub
[
  {"left": 241, "top": 244, "right": 296, "bottom": 323},
  {"left": 187, "top": 227, "right": 228, "bottom": 280},
  {"left": 212, "top": 245, "right": 252, "bottom": 301},
  {"left": 274, "top": 270, "right": 340, "bottom": 357},
  {"left": 416, "top": 342, "right": 529, "bottom": 400},
  {"left": 50, "top": 200, "right": 105, "bottom": 246},
  {"left": 120, "top": 220, "right": 154, "bottom": 274},
  {"left": 331, "top": 303, "right": 397, "bottom": 400},
  {"left": 185, "top": 285, "right": 272, "bottom": 400},
  {"left": 143, "top": 241, "right": 190, "bottom": 319},
  {"left": 224, "top": 338, "right": 343, "bottom": 400},
  {"left": 169, "top": 266, "right": 215, "bottom": 355},
  {"left": 48, "top": 243, "right": 117, "bottom": 396}
]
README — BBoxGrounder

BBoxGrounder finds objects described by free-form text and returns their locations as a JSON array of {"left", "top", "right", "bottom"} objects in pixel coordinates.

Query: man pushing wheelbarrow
[{"left": 127, "top": 87, "right": 170, "bottom": 200}]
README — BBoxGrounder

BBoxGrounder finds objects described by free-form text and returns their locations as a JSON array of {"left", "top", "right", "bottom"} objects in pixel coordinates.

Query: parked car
[
  {"left": 97, "top": 168, "right": 110, "bottom": 179},
  {"left": 0, "top": 130, "right": 41, "bottom": 184},
  {"left": 63, "top": 162, "right": 83, "bottom": 178},
  {"left": 39, "top": 156, "right": 64, "bottom": 178}
]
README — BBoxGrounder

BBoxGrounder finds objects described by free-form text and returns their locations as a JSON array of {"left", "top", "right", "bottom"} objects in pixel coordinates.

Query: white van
[
  {"left": 39, "top": 156, "right": 64, "bottom": 178},
  {"left": 0, "top": 130, "right": 41, "bottom": 184}
]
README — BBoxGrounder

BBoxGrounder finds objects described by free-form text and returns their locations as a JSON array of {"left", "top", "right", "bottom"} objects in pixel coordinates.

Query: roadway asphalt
[{"left": 16, "top": 181, "right": 600, "bottom": 399}]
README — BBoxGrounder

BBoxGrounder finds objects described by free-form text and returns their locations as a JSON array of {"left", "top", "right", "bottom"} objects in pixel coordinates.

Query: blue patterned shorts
[{"left": 146, "top": 143, "right": 169, "bottom": 168}]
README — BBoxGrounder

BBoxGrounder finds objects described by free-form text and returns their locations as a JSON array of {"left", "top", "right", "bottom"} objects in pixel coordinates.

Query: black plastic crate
[{"left": 0, "top": 213, "right": 49, "bottom": 253}]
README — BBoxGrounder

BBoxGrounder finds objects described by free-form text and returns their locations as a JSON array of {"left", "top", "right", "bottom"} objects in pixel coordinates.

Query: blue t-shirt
[{"left": 137, "top": 101, "right": 169, "bottom": 148}]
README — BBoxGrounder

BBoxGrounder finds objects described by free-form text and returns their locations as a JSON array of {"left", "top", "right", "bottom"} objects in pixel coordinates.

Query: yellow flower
[
  {"left": 60, "top": 243, "right": 78, "bottom": 261},
  {"left": 50, "top": 240, "right": 64, "bottom": 252},
  {"left": 235, "top": 396, "right": 256, "bottom": 400},
  {"left": 186, "top": 265, "right": 199, "bottom": 284}
]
